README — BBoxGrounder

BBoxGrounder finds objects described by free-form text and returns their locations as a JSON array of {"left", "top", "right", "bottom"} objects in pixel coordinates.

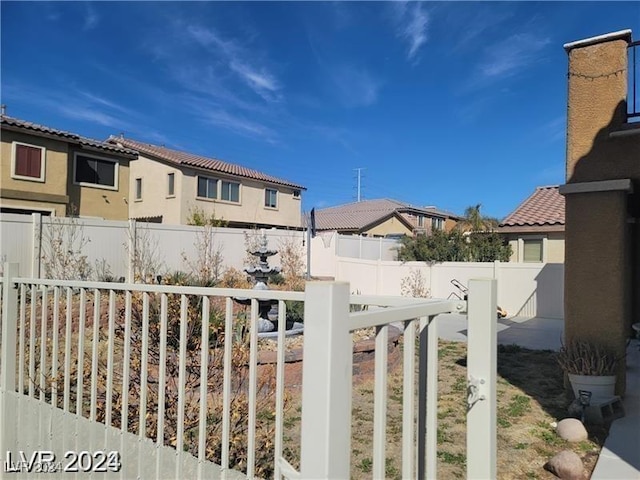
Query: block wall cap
[{"left": 564, "top": 29, "right": 632, "bottom": 52}]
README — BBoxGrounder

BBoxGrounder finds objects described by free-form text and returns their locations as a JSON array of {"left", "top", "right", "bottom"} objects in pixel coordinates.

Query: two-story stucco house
[
  {"left": 106, "top": 136, "right": 305, "bottom": 228},
  {"left": 1, "top": 114, "right": 137, "bottom": 219}
]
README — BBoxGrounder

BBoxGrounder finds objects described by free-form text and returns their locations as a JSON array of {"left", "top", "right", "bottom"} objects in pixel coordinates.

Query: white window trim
[
  {"left": 196, "top": 175, "right": 241, "bottom": 204},
  {"left": 517, "top": 235, "right": 548, "bottom": 263},
  {"left": 11, "top": 141, "right": 46, "bottom": 182},
  {"left": 265, "top": 188, "right": 278, "bottom": 209},
  {"left": 220, "top": 179, "right": 241, "bottom": 204},
  {"left": 166, "top": 172, "right": 176, "bottom": 198},
  {"left": 73, "top": 152, "right": 119, "bottom": 191},
  {"left": 134, "top": 178, "right": 143, "bottom": 201}
]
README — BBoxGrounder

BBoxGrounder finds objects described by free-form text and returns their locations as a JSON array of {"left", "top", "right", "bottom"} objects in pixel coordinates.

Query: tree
[
  {"left": 397, "top": 229, "right": 511, "bottom": 262},
  {"left": 455, "top": 204, "right": 499, "bottom": 233}
]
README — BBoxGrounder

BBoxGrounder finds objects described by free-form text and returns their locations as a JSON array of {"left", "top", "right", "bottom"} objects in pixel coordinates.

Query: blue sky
[{"left": 2, "top": 2, "right": 639, "bottom": 219}]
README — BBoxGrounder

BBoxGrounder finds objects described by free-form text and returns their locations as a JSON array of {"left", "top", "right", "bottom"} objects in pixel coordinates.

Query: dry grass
[{"left": 282, "top": 340, "right": 606, "bottom": 479}]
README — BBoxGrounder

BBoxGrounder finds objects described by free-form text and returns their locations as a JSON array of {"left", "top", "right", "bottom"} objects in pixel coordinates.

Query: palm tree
[{"left": 455, "top": 204, "right": 499, "bottom": 233}]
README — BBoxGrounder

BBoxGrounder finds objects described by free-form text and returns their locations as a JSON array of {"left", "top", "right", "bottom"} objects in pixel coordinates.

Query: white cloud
[
  {"left": 183, "top": 24, "right": 282, "bottom": 103},
  {"left": 83, "top": 3, "right": 98, "bottom": 31},
  {"left": 393, "top": 2, "right": 429, "bottom": 62},
  {"left": 331, "top": 65, "right": 381, "bottom": 108},
  {"left": 480, "top": 33, "right": 550, "bottom": 79}
]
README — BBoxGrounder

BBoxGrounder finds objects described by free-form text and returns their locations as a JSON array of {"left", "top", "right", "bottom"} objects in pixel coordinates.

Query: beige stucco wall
[
  {"left": 1, "top": 130, "right": 69, "bottom": 198},
  {"left": 364, "top": 216, "right": 413, "bottom": 237},
  {"left": 505, "top": 232, "right": 565, "bottom": 263},
  {"left": 67, "top": 147, "right": 130, "bottom": 220},
  {"left": 128, "top": 155, "right": 182, "bottom": 223},
  {"left": 129, "top": 154, "right": 302, "bottom": 227},
  {"left": 564, "top": 32, "right": 640, "bottom": 394}
]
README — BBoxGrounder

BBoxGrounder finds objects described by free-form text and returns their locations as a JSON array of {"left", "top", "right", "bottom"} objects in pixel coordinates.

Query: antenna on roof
[
  {"left": 1, "top": 105, "right": 6, "bottom": 116},
  {"left": 353, "top": 167, "right": 366, "bottom": 202}
]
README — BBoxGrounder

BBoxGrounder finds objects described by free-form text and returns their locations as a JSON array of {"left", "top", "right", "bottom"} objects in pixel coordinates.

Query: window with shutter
[{"left": 12, "top": 143, "right": 44, "bottom": 181}]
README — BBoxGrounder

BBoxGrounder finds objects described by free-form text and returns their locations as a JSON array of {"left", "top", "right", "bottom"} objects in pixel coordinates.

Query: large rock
[
  {"left": 556, "top": 418, "right": 588, "bottom": 442},
  {"left": 544, "top": 450, "right": 586, "bottom": 480}
]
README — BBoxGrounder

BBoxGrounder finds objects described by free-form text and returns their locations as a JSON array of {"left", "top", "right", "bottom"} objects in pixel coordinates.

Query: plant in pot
[{"left": 557, "top": 339, "right": 622, "bottom": 402}]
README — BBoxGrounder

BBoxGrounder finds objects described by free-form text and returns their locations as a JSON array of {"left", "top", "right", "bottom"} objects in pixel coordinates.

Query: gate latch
[{"left": 467, "top": 375, "right": 486, "bottom": 410}]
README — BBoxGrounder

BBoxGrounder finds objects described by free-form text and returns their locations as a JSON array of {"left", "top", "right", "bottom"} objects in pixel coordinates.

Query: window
[
  {"left": 221, "top": 180, "right": 240, "bottom": 203},
  {"left": 197, "top": 176, "right": 217, "bottom": 199},
  {"left": 417, "top": 215, "right": 424, "bottom": 227},
  {"left": 167, "top": 173, "right": 175, "bottom": 197},
  {"left": 523, "top": 239, "right": 543, "bottom": 263},
  {"left": 431, "top": 217, "right": 443, "bottom": 230},
  {"left": 265, "top": 188, "right": 278, "bottom": 208},
  {"left": 135, "top": 178, "right": 142, "bottom": 200},
  {"left": 12, "top": 142, "right": 45, "bottom": 181},
  {"left": 293, "top": 189, "right": 301, "bottom": 199},
  {"left": 74, "top": 154, "right": 117, "bottom": 189}
]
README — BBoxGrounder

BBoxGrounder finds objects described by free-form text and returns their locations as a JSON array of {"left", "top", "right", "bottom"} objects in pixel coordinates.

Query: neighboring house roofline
[
  {"left": 107, "top": 136, "right": 306, "bottom": 191},
  {"left": 499, "top": 185, "right": 565, "bottom": 229},
  {"left": 313, "top": 198, "right": 455, "bottom": 232},
  {"left": 0, "top": 115, "right": 137, "bottom": 158}
]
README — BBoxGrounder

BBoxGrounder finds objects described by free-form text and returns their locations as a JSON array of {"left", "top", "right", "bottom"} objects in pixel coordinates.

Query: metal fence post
[
  {"left": 300, "top": 281, "right": 352, "bottom": 479},
  {"left": 466, "top": 278, "right": 497, "bottom": 479},
  {"left": 0, "top": 263, "right": 19, "bottom": 465}
]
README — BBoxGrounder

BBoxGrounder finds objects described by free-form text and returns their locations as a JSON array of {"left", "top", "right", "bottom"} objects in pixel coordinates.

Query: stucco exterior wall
[
  {"left": 504, "top": 232, "right": 565, "bottom": 263},
  {"left": 127, "top": 156, "right": 302, "bottom": 227},
  {"left": 128, "top": 155, "right": 182, "bottom": 223},
  {"left": 563, "top": 31, "right": 640, "bottom": 394},
  {"left": 67, "top": 147, "right": 130, "bottom": 220},
  {"left": 364, "top": 216, "right": 413, "bottom": 237},
  {"left": 1, "top": 130, "right": 69, "bottom": 199}
]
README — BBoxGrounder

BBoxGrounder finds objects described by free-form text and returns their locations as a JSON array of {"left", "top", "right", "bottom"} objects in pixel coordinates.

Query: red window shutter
[
  {"left": 14, "top": 145, "right": 42, "bottom": 178},
  {"left": 15, "top": 145, "right": 30, "bottom": 176}
]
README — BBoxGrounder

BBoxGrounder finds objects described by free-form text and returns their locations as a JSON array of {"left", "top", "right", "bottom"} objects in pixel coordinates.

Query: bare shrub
[
  {"left": 219, "top": 267, "right": 252, "bottom": 289},
  {"left": 181, "top": 224, "right": 224, "bottom": 286},
  {"left": 277, "top": 235, "right": 305, "bottom": 291},
  {"left": 41, "top": 214, "right": 92, "bottom": 280},
  {"left": 125, "top": 223, "right": 165, "bottom": 283},
  {"left": 400, "top": 268, "right": 430, "bottom": 298}
]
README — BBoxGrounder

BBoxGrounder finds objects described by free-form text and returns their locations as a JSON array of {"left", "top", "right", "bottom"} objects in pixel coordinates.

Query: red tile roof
[
  {"left": 107, "top": 136, "right": 305, "bottom": 190},
  {"left": 500, "top": 186, "right": 565, "bottom": 228},
  {"left": 0, "top": 115, "right": 137, "bottom": 157}
]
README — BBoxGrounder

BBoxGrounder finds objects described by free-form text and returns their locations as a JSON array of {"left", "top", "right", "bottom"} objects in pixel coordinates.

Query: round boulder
[
  {"left": 543, "top": 450, "right": 586, "bottom": 480},
  {"left": 556, "top": 418, "right": 588, "bottom": 442}
]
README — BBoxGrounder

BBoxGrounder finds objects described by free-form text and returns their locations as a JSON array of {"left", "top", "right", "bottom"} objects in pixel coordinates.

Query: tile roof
[
  {"left": 313, "top": 198, "right": 448, "bottom": 231},
  {"left": 107, "top": 136, "right": 306, "bottom": 190},
  {"left": 500, "top": 186, "right": 565, "bottom": 228},
  {"left": 0, "top": 115, "right": 137, "bottom": 156}
]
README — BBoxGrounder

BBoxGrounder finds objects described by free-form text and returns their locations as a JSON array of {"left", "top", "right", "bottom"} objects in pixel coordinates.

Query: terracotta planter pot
[{"left": 568, "top": 373, "right": 616, "bottom": 402}]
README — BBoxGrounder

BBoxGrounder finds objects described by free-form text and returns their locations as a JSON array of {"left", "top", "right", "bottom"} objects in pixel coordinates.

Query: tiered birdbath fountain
[{"left": 235, "top": 232, "right": 303, "bottom": 338}]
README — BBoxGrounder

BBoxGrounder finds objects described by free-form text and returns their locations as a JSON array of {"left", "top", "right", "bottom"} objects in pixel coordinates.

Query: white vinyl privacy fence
[
  {"left": 0, "top": 213, "right": 399, "bottom": 281},
  {"left": 335, "top": 258, "right": 564, "bottom": 319},
  {"left": 0, "top": 262, "right": 498, "bottom": 479}
]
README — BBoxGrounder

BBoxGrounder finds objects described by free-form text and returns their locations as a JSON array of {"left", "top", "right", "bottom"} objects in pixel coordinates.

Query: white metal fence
[{"left": 0, "top": 262, "right": 497, "bottom": 479}]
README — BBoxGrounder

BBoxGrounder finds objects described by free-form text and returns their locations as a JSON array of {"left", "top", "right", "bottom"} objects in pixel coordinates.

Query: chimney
[{"left": 1, "top": 105, "right": 6, "bottom": 116}]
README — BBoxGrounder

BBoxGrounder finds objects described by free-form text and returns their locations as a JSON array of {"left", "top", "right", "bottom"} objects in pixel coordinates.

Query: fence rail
[{"left": 1, "top": 263, "right": 497, "bottom": 479}]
